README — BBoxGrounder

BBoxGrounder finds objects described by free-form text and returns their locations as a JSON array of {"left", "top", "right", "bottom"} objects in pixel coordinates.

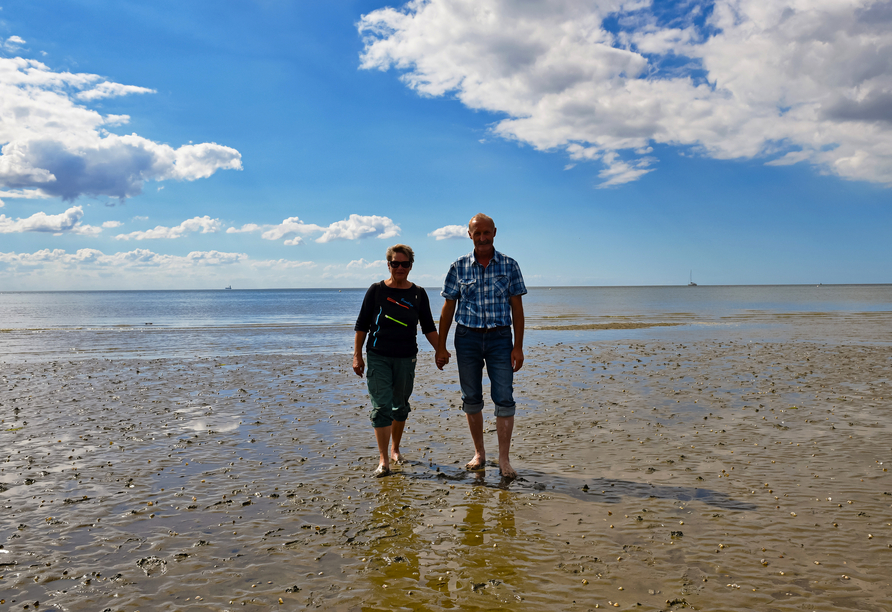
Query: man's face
[{"left": 469, "top": 220, "right": 496, "bottom": 251}]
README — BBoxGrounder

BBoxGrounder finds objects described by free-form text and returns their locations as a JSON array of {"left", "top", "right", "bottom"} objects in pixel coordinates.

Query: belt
[{"left": 463, "top": 325, "right": 510, "bottom": 334}]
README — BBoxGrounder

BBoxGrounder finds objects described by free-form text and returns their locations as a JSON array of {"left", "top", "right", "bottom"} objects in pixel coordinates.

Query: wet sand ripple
[{"left": 1, "top": 340, "right": 890, "bottom": 610}]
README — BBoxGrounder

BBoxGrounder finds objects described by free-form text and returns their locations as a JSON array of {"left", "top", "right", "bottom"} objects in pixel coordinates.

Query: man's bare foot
[
  {"left": 373, "top": 464, "right": 391, "bottom": 478},
  {"left": 465, "top": 454, "right": 486, "bottom": 471},
  {"left": 391, "top": 452, "right": 405, "bottom": 465},
  {"left": 498, "top": 460, "right": 517, "bottom": 479}
]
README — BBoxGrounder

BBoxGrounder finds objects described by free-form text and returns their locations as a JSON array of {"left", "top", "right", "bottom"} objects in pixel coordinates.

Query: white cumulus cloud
[
  {"left": 323, "top": 258, "right": 390, "bottom": 280},
  {"left": 0, "top": 53, "right": 242, "bottom": 201},
  {"left": 428, "top": 224, "right": 467, "bottom": 240},
  {"left": 251, "top": 259, "right": 316, "bottom": 270},
  {"left": 259, "top": 217, "right": 325, "bottom": 243},
  {"left": 359, "top": 0, "right": 892, "bottom": 187},
  {"left": 0, "top": 205, "right": 100, "bottom": 235},
  {"left": 3, "top": 36, "right": 25, "bottom": 52},
  {"left": 226, "top": 223, "right": 263, "bottom": 234},
  {"left": 227, "top": 214, "right": 401, "bottom": 245},
  {"left": 184, "top": 250, "right": 247, "bottom": 266},
  {"left": 346, "top": 258, "right": 386, "bottom": 270},
  {"left": 71, "top": 223, "right": 103, "bottom": 236},
  {"left": 74, "top": 81, "right": 155, "bottom": 101},
  {"left": 114, "top": 216, "right": 222, "bottom": 240},
  {"left": 0, "top": 188, "right": 49, "bottom": 207},
  {"left": 316, "top": 214, "right": 400, "bottom": 243},
  {"left": 0, "top": 248, "right": 248, "bottom": 269}
]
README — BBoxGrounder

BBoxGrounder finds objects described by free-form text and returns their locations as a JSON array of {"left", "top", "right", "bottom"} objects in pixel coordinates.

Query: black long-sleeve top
[{"left": 354, "top": 282, "right": 436, "bottom": 358}]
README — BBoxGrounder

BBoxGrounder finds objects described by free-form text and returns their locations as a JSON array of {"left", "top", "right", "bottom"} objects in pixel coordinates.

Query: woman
[{"left": 353, "top": 244, "right": 439, "bottom": 477}]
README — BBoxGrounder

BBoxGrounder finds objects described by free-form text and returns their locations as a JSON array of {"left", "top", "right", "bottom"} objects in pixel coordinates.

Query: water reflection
[{"left": 357, "top": 476, "right": 532, "bottom": 610}]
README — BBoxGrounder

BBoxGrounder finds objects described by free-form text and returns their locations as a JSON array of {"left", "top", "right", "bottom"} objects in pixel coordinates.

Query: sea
[{"left": 1, "top": 284, "right": 891, "bottom": 362}]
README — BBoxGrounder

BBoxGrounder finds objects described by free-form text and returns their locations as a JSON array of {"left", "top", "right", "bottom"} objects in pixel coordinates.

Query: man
[{"left": 436, "top": 213, "right": 526, "bottom": 479}]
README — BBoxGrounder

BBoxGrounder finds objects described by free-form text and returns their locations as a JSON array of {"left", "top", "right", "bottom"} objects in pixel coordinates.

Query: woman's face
[{"left": 388, "top": 252, "right": 412, "bottom": 282}]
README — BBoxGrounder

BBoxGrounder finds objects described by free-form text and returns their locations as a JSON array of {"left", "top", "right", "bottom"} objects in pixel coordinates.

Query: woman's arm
[
  {"left": 353, "top": 331, "right": 367, "bottom": 377},
  {"left": 423, "top": 330, "right": 439, "bottom": 351}
]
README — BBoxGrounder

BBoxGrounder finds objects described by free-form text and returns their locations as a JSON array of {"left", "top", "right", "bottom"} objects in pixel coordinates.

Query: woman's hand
[
  {"left": 353, "top": 332, "right": 367, "bottom": 377},
  {"left": 353, "top": 354, "right": 365, "bottom": 377},
  {"left": 435, "top": 348, "right": 451, "bottom": 370}
]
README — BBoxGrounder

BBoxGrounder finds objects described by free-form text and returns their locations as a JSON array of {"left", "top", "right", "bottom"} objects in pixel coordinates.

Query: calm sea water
[{"left": 1, "top": 285, "right": 890, "bottom": 361}]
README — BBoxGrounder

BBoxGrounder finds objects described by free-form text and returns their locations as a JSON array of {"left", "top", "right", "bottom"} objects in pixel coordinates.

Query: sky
[{"left": 1, "top": 0, "right": 890, "bottom": 291}]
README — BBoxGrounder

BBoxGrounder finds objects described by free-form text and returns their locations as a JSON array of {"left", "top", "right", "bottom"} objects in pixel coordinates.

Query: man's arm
[
  {"left": 353, "top": 331, "right": 367, "bottom": 377},
  {"left": 436, "top": 299, "right": 456, "bottom": 370},
  {"left": 509, "top": 294, "right": 524, "bottom": 372}
]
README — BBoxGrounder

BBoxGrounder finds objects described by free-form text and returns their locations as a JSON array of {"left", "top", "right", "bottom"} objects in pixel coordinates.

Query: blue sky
[{"left": 1, "top": 0, "right": 890, "bottom": 290}]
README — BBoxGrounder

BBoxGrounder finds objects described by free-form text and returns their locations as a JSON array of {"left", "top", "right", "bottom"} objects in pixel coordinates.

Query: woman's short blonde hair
[{"left": 386, "top": 244, "right": 414, "bottom": 263}]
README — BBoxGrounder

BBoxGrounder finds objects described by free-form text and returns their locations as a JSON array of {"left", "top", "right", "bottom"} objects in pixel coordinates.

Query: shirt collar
[{"left": 471, "top": 249, "right": 501, "bottom": 265}]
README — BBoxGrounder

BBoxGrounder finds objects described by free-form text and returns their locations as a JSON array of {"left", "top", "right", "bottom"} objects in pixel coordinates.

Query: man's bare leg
[
  {"left": 496, "top": 415, "right": 516, "bottom": 478},
  {"left": 390, "top": 420, "right": 406, "bottom": 464},
  {"left": 374, "top": 425, "right": 392, "bottom": 476},
  {"left": 465, "top": 411, "right": 486, "bottom": 470}
]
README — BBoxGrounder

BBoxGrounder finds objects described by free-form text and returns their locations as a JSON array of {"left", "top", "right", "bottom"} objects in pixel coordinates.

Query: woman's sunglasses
[{"left": 389, "top": 260, "right": 412, "bottom": 268}]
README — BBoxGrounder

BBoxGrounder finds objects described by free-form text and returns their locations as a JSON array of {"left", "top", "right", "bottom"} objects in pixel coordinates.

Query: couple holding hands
[{"left": 353, "top": 214, "right": 526, "bottom": 479}]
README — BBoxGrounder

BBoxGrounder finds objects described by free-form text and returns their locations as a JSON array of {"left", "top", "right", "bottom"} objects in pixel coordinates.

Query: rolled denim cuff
[
  {"left": 493, "top": 403, "right": 516, "bottom": 418},
  {"left": 461, "top": 401, "right": 484, "bottom": 415}
]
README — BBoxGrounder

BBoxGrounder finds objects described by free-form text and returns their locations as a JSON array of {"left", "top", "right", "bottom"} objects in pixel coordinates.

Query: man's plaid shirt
[{"left": 441, "top": 249, "right": 527, "bottom": 329}]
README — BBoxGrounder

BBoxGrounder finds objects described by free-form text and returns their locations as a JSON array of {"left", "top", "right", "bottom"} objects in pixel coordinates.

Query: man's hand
[
  {"left": 436, "top": 348, "right": 451, "bottom": 370},
  {"left": 511, "top": 346, "right": 524, "bottom": 372},
  {"left": 352, "top": 354, "right": 365, "bottom": 377}
]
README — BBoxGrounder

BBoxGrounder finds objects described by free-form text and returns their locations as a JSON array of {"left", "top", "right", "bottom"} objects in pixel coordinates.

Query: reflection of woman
[{"left": 353, "top": 244, "right": 439, "bottom": 477}]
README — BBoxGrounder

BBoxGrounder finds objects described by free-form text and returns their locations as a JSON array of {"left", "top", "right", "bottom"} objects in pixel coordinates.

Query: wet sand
[{"left": 1, "top": 339, "right": 891, "bottom": 611}]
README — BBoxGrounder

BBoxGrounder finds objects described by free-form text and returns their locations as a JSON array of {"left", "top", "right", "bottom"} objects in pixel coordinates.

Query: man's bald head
[{"left": 468, "top": 213, "right": 494, "bottom": 232}]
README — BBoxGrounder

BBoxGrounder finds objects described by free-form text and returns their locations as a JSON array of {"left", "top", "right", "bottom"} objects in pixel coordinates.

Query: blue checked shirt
[{"left": 441, "top": 249, "right": 527, "bottom": 329}]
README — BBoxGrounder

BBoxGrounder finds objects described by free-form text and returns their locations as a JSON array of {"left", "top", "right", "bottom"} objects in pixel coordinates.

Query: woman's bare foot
[
  {"left": 373, "top": 464, "right": 391, "bottom": 478},
  {"left": 465, "top": 453, "right": 486, "bottom": 471},
  {"left": 391, "top": 451, "right": 405, "bottom": 465},
  {"left": 498, "top": 460, "right": 517, "bottom": 479}
]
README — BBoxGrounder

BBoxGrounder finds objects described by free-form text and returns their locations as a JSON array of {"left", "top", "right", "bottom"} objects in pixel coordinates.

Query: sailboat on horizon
[{"left": 688, "top": 270, "right": 697, "bottom": 287}]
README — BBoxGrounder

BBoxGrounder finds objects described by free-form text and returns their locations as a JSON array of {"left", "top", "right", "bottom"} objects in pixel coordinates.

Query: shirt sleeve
[
  {"left": 417, "top": 287, "right": 436, "bottom": 335},
  {"left": 353, "top": 284, "right": 378, "bottom": 332},
  {"left": 441, "top": 263, "right": 460, "bottom": 300},
  {"left": 509, "top": 260, "right": 528, "bottom": 297}
]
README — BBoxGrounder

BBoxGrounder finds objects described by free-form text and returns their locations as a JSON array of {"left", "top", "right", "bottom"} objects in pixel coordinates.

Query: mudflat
[{"left": 1, "top": 339, "right": 890, "bottom": 611}]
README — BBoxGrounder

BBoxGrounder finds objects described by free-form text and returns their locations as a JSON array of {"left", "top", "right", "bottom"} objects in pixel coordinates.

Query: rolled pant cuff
[
  {"left": 493, "top": 404, "right": 516, "bottom": 418},
  {"left": 461, "top": 401, "right": 485, "bottom": 415}
]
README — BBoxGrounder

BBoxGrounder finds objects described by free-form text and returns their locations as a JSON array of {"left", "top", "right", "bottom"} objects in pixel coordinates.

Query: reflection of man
[{"left": 436, "top": 213, "right": 526, "bottom": 479}]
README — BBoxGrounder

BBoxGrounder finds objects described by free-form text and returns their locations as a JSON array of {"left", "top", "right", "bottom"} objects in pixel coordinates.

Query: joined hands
[{"left": 435, "top": 348, "right": 451, "bottom": 370}]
